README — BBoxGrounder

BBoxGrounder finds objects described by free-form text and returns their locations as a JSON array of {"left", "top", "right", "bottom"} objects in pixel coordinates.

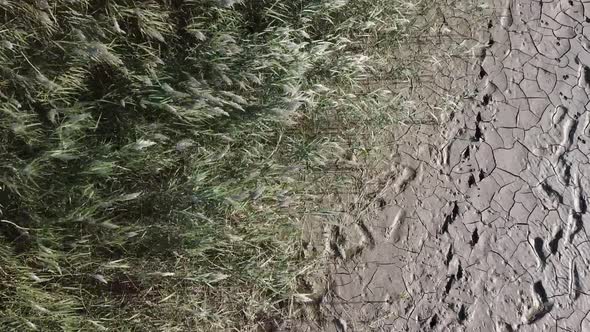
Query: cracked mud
[{"left": 305, "top": 0, "right": 590, "bottom": 331}]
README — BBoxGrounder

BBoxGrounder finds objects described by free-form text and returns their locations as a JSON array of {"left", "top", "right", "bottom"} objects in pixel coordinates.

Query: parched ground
[{"left": 299, "top": 0, "right": 590, "bottom": 331}]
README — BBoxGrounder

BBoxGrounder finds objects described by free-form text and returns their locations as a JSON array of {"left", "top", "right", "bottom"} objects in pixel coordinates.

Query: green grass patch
[{"left": 0, "top": 0, "right": 427, "bottom": 330}]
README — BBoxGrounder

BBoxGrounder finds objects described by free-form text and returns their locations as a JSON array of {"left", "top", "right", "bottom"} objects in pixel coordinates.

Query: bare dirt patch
[{"left": 293, "top": 0, "right": 590, "bottom": 331}]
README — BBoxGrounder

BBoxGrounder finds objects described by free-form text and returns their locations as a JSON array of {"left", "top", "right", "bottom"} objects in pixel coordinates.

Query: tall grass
[{"left": 0, "top": 0, "right": 425, "bottom": 330}]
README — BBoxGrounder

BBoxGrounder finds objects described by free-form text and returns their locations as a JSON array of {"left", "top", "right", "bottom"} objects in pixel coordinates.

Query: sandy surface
[{"left": 297, "top": 0, "right": 590, "bottom": 331}]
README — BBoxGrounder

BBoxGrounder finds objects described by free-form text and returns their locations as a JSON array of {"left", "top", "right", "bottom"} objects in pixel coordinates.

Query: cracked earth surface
[{"left": 301, "top": 0, "right": 590, "bottom": 331}]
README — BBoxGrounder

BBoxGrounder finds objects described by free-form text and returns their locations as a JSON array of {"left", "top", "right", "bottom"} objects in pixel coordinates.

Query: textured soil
[{"left": 298, "top": 0, "right": 590, "bottom": 331}]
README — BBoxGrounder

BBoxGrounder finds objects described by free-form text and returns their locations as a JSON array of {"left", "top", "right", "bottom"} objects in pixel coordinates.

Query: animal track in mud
[
  {"left": 482, "top": 94, "right": 492, "bottom": 106},
  {"left": 457, "top": 304, "right": 467, "bottom": 323},
  {"left": 478, "top": 169, "right": 486, "bottom": 180},
  {"left": 456, "top": 263, "right": 463, "bottom": 280},
  {"left": 565, "top": 209, "right": 581, "bottom": 243},
  {"left": 386, "top": 209, "right": 405, "bottom": 242},
  {"left": 429, "top": 314, "right": 439, "bottom": 328},
  {"left": 479, "top": 66, "right": 488, "bottom": 79},
  {"left": 532, "top": 236, "right": 547, "bottom": 269},
  {"left": 377, "top": 197, "right": 387, "bottom": 210},
  {"left": 444, "top": 244, "right": 454, "bottom": 267},
  {"left": 537, "top": 181, "right": 562, "bottom": 210},
  {"left": 547, "top": 226, "right": 563, "bottom": 255},
  {"left": 444, "top": 275, "right": 455, "bottom": 295},
  {"left": 440, "top": 201, "right": 459, "bottom": 235},
  {"left": 474, "top": 112, "right": 484, "bottom": 141},
  {"left": 524, "top": 281, "right": 552, "bottom": 324},
  {"left": 461, "top": 146, "right": 470, "bottom": 160},
  {"left": 569, "top": 258, "right": 581, "bottom": 301},
  {"left": 467, "top": 173, "right": 476, "bottom": 187},
  {"left": 469, "top": 228, "right": 479, "bottom": 246}
]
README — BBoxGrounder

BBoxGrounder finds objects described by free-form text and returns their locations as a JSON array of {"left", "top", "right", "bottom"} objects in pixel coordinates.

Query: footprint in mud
[
  {"left": 535, "top": 181, "right": 562, "bottom": 210},
  {"left": 552, "top": 105, "right": 567, "bottom": 126},
  {"left": 444, "top": 244, "right": 453, "bottom": 267},
  {"left": 457, "top": 304, "right": 467, "bottom": 323},
  {"left": 565, "top": 209, "right": 582, "bottom": 244},
  {"left": 440, "top": 201, "right": 459, "bottom": 235},
  {"left": 333, "top": 318, "right": 348, "bottom": 332},
  {"left": 531, "top": 236, "right": 546, "bottom": 269},
  {"left": 392, "top": 166, "right": 416, "bottom": 194},
  {"left": 499, "top": 0, "right": 512, "bottom": 29},
  {"left": 429, "top": 314, "right": 439, "bottom": 328},
  {"left": 444, "top": 274, "right": 455, "bottom": 295},
  {"left": 569, "top": 257, "right": 581, "bottom": 302},
  {"left": 385, "top": 209, "right": 406, "bottom": 243},
  {"left": 547, "top": 226, "right": 563, "bottom": 255},
  {"left": 470, "top": 228, "right": 479, "bottom": 247},
  {"left": 522, "top": 281, "right": 553, "bottom": 324},
  {"left": 467, "top": 173, "right": 476, "bottom": 187},
  {"left": 571, "top": 172, "right": 586, "bottom": 214}
]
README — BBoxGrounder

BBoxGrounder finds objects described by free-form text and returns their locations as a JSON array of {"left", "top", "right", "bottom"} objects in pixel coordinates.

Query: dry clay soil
[{"left": 306, "top": 0, "right": 590, "bottom": 331}]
